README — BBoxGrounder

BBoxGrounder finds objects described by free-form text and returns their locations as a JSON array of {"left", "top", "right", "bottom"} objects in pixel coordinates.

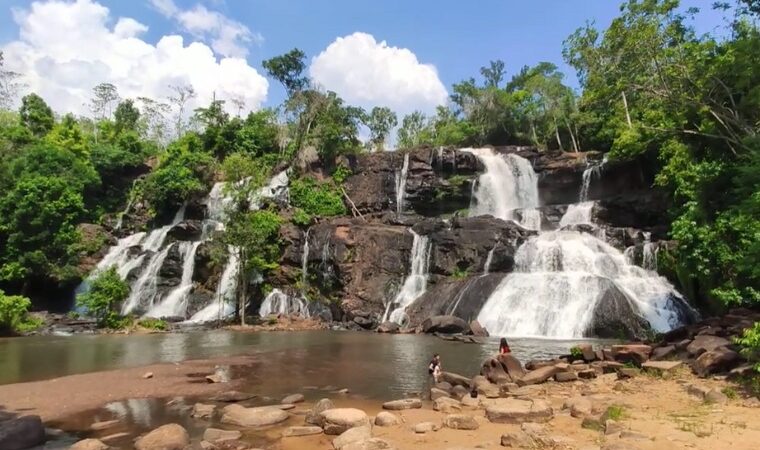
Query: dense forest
[{"left": 0, "top": 0, "right": 758, "bottom": 364}]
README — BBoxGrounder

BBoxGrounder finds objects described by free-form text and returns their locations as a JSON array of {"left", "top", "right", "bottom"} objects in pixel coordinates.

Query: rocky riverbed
[{"left": 1, "top": 316, "right": 759, "bottom": 450}]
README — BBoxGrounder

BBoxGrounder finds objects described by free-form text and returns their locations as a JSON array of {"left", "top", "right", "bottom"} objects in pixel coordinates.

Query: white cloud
[
  {"left": 309, "top": 32, "right": 448, "bottom": 115},
  {"left": 2, "top": 0, "right": 268, "bottom": 116},
  {"left": 150, "top": 0, "right": 261, "bottom": 58}
]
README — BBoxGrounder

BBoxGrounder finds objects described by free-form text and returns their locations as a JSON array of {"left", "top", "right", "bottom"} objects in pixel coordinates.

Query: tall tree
[
  {"left": 0, "top": 52, "right": 25, "bottom": 111},
  {"left": 19, "top": 94, "right": 54, "bottom": 137},
  {"left": 114, "top": 99, "right": 140, "bottom": 134},
  {"left": 364, "top": 106, "right": 398, "bottom": 151},
  {"left": 262, "top": 49, "right": 308, "bottom": 96},
  {"left": 90, "top": 83, "right": 120, "bottom": 120},
  {"left": 167, "top": 84, "right": 197, "bottom": 139}
]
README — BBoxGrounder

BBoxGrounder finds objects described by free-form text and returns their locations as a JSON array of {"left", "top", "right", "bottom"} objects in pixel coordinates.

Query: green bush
[
  {"left": 452, "top": 267, "right": 469, "bottom": 279},
  {"left": 0, "top": 290, "right": 41, "bottom": 334},
  {"left": 736, "top": 322, "right": 760, "bottom": 373},
  {"left": 332, "top": 164, "right": 352, "bottom": 184},
  {"left": 76, "top": 267, "right": 130, "bottom": 327},
  {"left": 292, "top": 208, "right": 313, "bottom": 227},
  {"left": 290, "top": 177, "right": 347, "bottom": 217},
  {"left": 570, "top": 346, "right": 584, "bottom": 359},
  {"left": 138, "top": 318, "right": 168, "bottom": 331}
]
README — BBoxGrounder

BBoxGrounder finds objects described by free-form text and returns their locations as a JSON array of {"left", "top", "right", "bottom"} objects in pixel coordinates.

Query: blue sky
[{"left": 0, "top": 0, "right": 728, "bottom": 115}]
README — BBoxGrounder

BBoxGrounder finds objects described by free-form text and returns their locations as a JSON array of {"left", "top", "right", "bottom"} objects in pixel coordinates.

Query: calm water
[
  {"left": 1, "top": 331, "right": 614, "bottom": 448},
  {"left": 0, "top": 330, "right": 609, "bottom": 396}
]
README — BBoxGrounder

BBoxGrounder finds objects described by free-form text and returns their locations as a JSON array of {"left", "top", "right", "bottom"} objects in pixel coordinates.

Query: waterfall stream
[
  {"left": 258, "top": 289, "right": 309, "bottom": 318},
  {"left": 395, "top": 153, "right": 410, "bottom": 215},
  {"left": 145, "top": 241, "right": 201, "bottom": 318},
  {"left": 464, "top": 148, "right": 540, "bottom": 229},
  {"left": 383, "top": 230, "right": 432, "bottom": 325},
  {"left": 188, "top": 248, "right": 240, "bottom": 323}
]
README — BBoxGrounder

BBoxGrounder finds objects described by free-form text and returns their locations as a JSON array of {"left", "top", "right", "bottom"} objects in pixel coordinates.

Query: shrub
[
  {"left": 332, "top": 164, "right": 352, "bottom": 184},
  {"left": 570, "top": 346, "right": 584, "bottom": 359},
  {"left": 292, "top": 208, "right": 313, "bottom": 227},
  {"left": 290, "top": 177, "right": 347, "bottom": 217},
  {"left": 0, "top": 290, "right": 41, "bottom": 334},
  {"left": 735, "top": 322, "right": 760, "bottom": 372},
  {"left": 76, "top": 267, "right": 130, "bottom": 327},
  {"left": 452, "top": 267, "right": 469, "bottom": 279},
  {"left": 138, "top": 318, "right": 168, "bottom": 331}
]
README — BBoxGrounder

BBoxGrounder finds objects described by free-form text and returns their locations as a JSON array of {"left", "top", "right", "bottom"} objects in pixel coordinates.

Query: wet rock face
[
  {"left": 405, "top": 274, "right": 504, "bottom": 326},
  {"left": 587, "top": 280, "right": 653, "bottom": 340}
]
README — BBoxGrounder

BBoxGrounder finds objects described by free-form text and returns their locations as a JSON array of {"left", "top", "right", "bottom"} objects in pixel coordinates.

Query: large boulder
[
  {"left": 517, "top": 365, "right": 560, "bottom": 386},
  {"left": 422, "top": 315, "right": 471, "bottom": 334},
  {"left": 318, "top": 408, "right": 371, "bottom": 435},
  {"left": 134, "top": 424, "right": 189, "bottom": 450},
  {"left": 440, "top": 372, "right": 472, "bottom": 388},
  {"left": 610, "top": 344, "right": 652, "bottom": 366},
  {"left": 333, "top": 425, "right": 372, "bottom": 449},
  {"left": 306, "top": 398, "right": 335, "bottom": 425},
  {"left": 0, "top": 416, "right": 45, "bottom": 450},
  {"left": 405, "top": 274, "right": 505, "bottom": 327},
  {"left": 693, "top": 347, "right": 741, "bottom": 377},
  {"left": 220, "top": 405, "right": 289, "bottom": 427},
  {"left": 485, "top": 398, "right": 554, "bottom": 424},
  {"left": 586, "top": 280, "right": 653, "bottom": 340},
  {"left": 469, "top": 320, "right": 489, "bottom": 337},
  {"left": 687, "top": 335, "right": 732, "bottom": 357},
  {"left": 374, "top": 412, "right": 402, "bottom": 427}
]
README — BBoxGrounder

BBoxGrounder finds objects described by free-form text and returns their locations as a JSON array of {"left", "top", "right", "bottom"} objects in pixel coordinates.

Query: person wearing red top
[{"left": 499, "top": 337, "right": 511, "bottom": 354}]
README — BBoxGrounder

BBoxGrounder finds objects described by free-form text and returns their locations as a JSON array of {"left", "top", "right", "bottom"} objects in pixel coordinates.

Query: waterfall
[
  {"left": 559, "top": 202, "right": 594, "bottom": 227},
  {"left": 463, "top": 148, "right": 540, "bottom": 229},
  {"left": 142, "top": 205, "right": 186, "bottom": 252},
  {"left": 476, "top": 230, "right": 686, "bottom": 338},
  {"left": 395, "top": 153, "right": 410, "bottom": 215},
  {"left": 250, "top": 170, "right": 290, "bottom": 209},
  {"left": 94, "top": 232, "right": 146, "bottom": 276},
  {"left": 258, "top": 289, "right": 309, "bottom": 318},
  {"left": 121, "top": 244, "right": 173, "bottom": 315},
  {"left": 383, "top": 230, "right": 432, "bottom": 325},
  {"left": 188, "top": 248, "right": 240, "bottom": 323},
  {"left": 483, "top": 247, "right": 495, "bottom": 275},
  {"left": 579, "top": 157, "right": 605, "bottom": 202},
  {"left": 145, "top": 241, "right": 201, "bottom": 318},
  {"left": 301, "top": 229, "right": 310, "bottom": 289}
]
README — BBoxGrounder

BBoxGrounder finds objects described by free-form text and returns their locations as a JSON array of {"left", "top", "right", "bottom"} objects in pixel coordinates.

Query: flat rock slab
[
  {"left": 221, "top": 405, "right": 289, "bottom": 427},
  {"left": 319, "top": 408, "right": 371, "bottom": 435},
  {"left": 517, "top": 365, "right": 560, "bottom": 386},
  {"left": 433, "top": 397, "right": 462, "bottom": 413},
  {"left": 192, "top": 403, "right": 216, "bottom": 419},
  {"left": 486, "top": 398, "right": 554, "bottom": 424},
  {"left": 282, "top": 426, "right": 323, "bottom": 438},
  {"left": 282, "top": 394, "right": 305, "bottom": 404},
  {"left": 203, "top": 428, "right": 242, "bottom": 443},
  {"left": 210, "top": 391, "right": 256, "bottom": 402},
  {"left": 413, "top": 422, "right": 439, "bottom": 433},
  {"left": 90, "top": 420, "right": 120, "bottom": 431},
  {"left": 442, "top": 414, "right": 479, "bottom": 430},
  {"left": 70, "top": 439, "right": 109, "bottom": 450},
  {"left": 642, "top": 360, "right": 682, "bottom": 372},
  {"left": 382, "top": 398, "right": 422, "bottom": 410}
]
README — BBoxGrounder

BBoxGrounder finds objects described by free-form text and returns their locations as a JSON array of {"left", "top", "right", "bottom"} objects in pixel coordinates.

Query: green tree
[
  {"left": 262, "top": 48, "right": 308, "bottom": 95},
  {"left": 90, "top": 83, "right": 120, "bottom": 120},
  {"left": 365, "top": 106, "right": 398, "bottom": 151},
  {"left": 19, "top": 93, "right": 54, "bottom": 137},
  {"left": 76, "top": 267, "right": 130, "bottom": 327},
  {"left": 397, "top": 111, "right": 434, "bottom": 149},
  {"left": 0, "top": 290, "right": 40, "bottom": 334},
  {"left": 114, "top": 99, "right": 141, "bottom": 135}
]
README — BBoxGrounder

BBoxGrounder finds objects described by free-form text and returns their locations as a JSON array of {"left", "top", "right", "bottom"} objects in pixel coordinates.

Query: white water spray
[
  {"left": 477, "top": 230, "right": 686, "bottom": 338},
  {"left": 145, "top": 241, "right": 201, "bottom": 318},
  {"left": 188, "top": 248, "right": 240, "bottom": 323},
  {"left": 258, "top": 289, "right": 309, "bottom": 318}
]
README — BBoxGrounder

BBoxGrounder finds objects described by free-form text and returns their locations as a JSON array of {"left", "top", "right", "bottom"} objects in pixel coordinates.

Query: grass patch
[
  {"left": 602, "top": 405, "right": 625, "bottom": 421},
  {"left": 137, "top": 318, "right": 168, "bottom": 331},
  {"left": 722, "top": 386, "right": 738, "bottom": 400}
]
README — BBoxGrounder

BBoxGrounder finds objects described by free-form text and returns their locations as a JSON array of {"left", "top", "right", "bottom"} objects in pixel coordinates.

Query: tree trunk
[
  {"left": 531, "top": 121, "right": 539, "bottom": 147},
  {"left": 622, "top": 91, "right": 632, "bottom": 129},
  {"left": 553, "top": 117, "right": 564, "bottom": 151},
  {"left": 239, "top": 250, "right": 247, "bottom": 326},
  {"left": 566, "top": 121, "right": 579, "bottom": 153}
]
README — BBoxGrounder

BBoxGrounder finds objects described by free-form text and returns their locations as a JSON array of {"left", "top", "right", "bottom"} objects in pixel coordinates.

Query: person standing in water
[
  {"left": 428, "top": 353, "right": 442, "bottom": 383},
  {"left": 499, "top": 337, "right": 511, "bottom": 354}
]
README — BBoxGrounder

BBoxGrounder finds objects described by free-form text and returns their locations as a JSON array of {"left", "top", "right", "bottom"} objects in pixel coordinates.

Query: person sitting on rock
[{"left": 499, "top": 337, "right": 512, "bottom": 354}]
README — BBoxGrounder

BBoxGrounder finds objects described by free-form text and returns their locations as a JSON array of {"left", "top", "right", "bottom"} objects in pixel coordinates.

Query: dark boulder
[
  {"left": 405, "top": 274, "right": 504, "bottom": 327},
  {"left": 0, "top": 416, "right": 45, "bottom": 450},
  {"left": 167, "top": 220, "right": 203, "bottom": 241},
  {"left": 586, "top": 280, "right": 653, "bottom": 340},
  {"left": 422, "top": 315, "right": 471, "bottom": 334},
  {"left": 470, "top": 320, "right": 489, "bottom": 337},
  {"left": 693, "top": 347, "right": 741, "bottom": 377},
  {"left": 377, "top": 321, "right": 400, "bottom": 333}
]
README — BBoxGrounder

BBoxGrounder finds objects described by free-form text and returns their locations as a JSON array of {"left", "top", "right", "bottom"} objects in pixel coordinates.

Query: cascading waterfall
[
  {"left": 642, "top": 232, "right": 658, "bottom": 271},
  {"left": 145, "top": 241, "right": 201, "bottom": 318},
  {"left": 121, "top": 244, "right": 173, "bottom": 314},
  {"left": 258, "top": 289, "right": 309, "bottom": 318},
  {"left": 395, "top": 153, "right": 410, "bottom": 215},
  {"left": 464, "top": 148, "right": 540, "bottom": 230},
  {"left": 188, "top": 248, "right": 240, "bottom": 323},
  {"left": 559, "top": 202, "right": 594, "bottom": 227},
  {"left": 477, "top": 231, "right": 686, "bottom": 338},
  {"left": 383, "top": 230, "right": 432, "bottom": 325}
]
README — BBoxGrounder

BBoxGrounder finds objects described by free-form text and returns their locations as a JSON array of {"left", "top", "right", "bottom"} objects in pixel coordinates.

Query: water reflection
[{"left": 0, "top": 330, "right": 614, "bottom": 395}]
